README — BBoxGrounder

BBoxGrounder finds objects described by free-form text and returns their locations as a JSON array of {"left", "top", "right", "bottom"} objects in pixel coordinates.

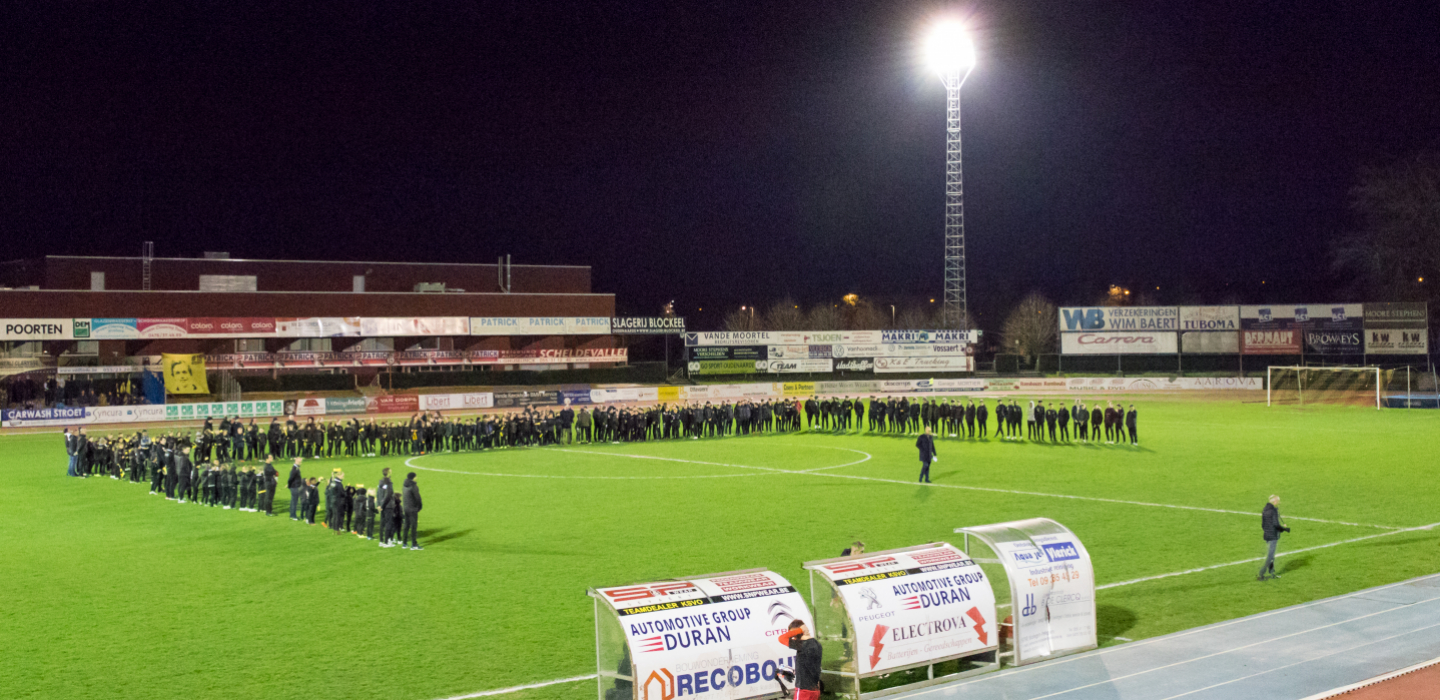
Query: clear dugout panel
[
  {"left": 809, "top": 571, "right": 859, "bottom": 694},
  {"left": 595, "top": 597, "right": 633, "bottom": 700}
]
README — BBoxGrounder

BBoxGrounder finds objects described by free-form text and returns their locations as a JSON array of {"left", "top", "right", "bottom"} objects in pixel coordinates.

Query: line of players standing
[
  {"left": 62, "top": 426, "right": 424, "bottom": 548},
  {"left": 805, "top": 396, "right": 1138, "bottom": 445}
]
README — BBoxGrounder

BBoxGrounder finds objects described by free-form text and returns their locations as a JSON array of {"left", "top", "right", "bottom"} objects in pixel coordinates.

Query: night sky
[{"left": 3, "top": 1, "right": 1438, "bottom": 330}]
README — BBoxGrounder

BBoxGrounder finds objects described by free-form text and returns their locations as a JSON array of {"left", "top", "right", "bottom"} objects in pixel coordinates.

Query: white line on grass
[
  {"left": 404, "top": 457, "right": 784, "bottom": 480},
  {"left": 1095, "top": 521, "right": 1440, "bottom": 590},
  {"left": 434, "top": 674, "right": 596, "bottom": 699},
  {"left": 444, "top": 448, "right": 1399, "bottom": 530}
]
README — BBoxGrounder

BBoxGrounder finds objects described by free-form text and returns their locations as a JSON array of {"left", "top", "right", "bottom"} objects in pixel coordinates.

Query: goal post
[{"left": 1267, "top": 366, "right": 1383, "bottom": 409}]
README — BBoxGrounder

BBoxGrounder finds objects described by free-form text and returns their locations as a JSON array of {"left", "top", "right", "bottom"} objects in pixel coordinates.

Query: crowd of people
[
  {"left": 62, "top": 426, "right": 426, "bottom": 550},
  {"left": 5, "top": 375, "right": 150, "bottom": 409}
]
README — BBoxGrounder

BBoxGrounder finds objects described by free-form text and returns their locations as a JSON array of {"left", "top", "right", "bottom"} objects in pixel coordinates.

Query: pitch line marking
[
  {"left": 904, "top": 571, "right": 1440, "bottom": 697},
  {"left": 1095, "top": 521, "right": 1440, "bottom": 590},
  {"left": 540, "top": 448, "right": 1398, "bottom": 530},
  {"left": 433, "top": 674, "right": 596, "bottom": 699},
  {"left": 1157, "top": 621, "right": 1440, "bottom": 699},
  {"left": 1019, "top": 592, "right": 1440, "bottom": 700},
  {"left": 403, "top": 457, "right": 784, "bottom": 480}
]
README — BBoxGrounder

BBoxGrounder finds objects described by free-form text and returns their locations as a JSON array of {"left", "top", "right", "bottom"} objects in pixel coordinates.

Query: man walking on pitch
[
  {"left": 1258, "top": 495, "right": 1291, "bottom": 580},
  {"left": 287, "top": 457, "right": 304, "bottom": 520},
  {"left": 915, "top": 428, "right": 937, "bottom": 484}
]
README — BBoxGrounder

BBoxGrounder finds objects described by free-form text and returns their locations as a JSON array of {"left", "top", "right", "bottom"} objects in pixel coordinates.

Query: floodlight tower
[{"left": 927, "top": 22, "right": 976, "bottom": 329}]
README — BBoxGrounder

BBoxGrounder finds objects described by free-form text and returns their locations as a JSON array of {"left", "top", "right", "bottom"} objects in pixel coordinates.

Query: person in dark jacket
[
  {"left": 777, "top": 620, "right": 822, "bottom": 700},
  {"left": 287, "top": 457, "right": 304, "bottom": 519},
  {"left": 915, "top": 428, "right": 937, "bottom": 484},
  {"left": 259, "top": 456, "right": 279, "bottom": 516},
  {"left": 1125, "top": 404, "right": 1139, "bottom": 446},
  {"left": 402, "top": 472, "right": 423, "bottom": 550},
  {"left": 1258, "top": 495, "right": 1291, "bottom": 580}
]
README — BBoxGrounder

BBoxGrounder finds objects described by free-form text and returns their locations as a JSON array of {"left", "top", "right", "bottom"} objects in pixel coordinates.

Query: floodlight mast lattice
[{"left": 929, "top": 22, "right": 976, "bottom": 329}]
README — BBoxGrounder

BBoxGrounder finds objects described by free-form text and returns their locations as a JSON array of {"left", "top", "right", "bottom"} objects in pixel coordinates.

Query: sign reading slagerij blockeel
[
  {"left": 810, "top": 544, "right": 997, "bottom": 675},
  {"left": 595, "top": 571, "right": 813, "bottom": 700}
]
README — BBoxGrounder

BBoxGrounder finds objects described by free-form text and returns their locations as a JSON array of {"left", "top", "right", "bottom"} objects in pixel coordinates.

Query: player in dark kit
[{"left": 1126, "top": 404, "right": 1139, "bottom": 446}]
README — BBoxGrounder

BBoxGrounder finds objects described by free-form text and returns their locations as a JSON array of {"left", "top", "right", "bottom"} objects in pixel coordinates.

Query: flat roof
[{"left": 8, "top": 255, "right": 589, "bottom": 270}]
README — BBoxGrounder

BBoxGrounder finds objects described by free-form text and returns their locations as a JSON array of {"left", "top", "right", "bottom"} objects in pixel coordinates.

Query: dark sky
[{"left": 3, "top": 1, "right": 1438, "bottom": 330}]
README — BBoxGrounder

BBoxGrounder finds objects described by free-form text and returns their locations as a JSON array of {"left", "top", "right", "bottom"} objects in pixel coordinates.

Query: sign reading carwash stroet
[
  {"left": 595, "top": 570, "right": 812, "bottom": 700},
  {"left": 810, "top": 544, "right": 997, "bottom": 674},
  {"left": 992, "top": 533, "right": 1095, "bottom": 663}
]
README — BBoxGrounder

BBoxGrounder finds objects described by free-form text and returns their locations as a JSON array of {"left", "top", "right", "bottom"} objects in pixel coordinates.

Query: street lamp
[{"left": 926, "top": 21, "right": 976, "bottom": 330}]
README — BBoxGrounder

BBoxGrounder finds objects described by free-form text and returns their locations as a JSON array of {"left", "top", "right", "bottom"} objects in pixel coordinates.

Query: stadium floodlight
[{"left": 926, "top": 21, "right": 976, "bottom": 330}]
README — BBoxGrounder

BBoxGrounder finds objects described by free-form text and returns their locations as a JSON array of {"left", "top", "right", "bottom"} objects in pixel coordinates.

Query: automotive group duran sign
[{"left": 592, "top": 570, "right": 813, "bottom": 700}]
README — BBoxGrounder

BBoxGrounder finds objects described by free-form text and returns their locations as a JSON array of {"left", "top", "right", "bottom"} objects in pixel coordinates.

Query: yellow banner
[
  {"left": 657, "top": 386, "right": 680, "bottom": 402},
  {"left": 162, "top": 354, "right": 210, "bottom": 395}
]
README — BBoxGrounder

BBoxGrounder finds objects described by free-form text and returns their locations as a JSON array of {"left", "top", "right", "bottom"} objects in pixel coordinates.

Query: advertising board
[
  {"left": 365, "top": 394, "right": 420, "bottom": 414},
  {"left": 0, "top": 319, "right": 77, "bottom": 341},
  {"left": 419, "top": 392, "right": 495, "bottom": 411},
  {"left": 1181, "top": 331, "right": 1239, "bottom": 354},
  {"left": 361, "top": 317, "right": 470, "bottom": 337},
  {"left": 1061, "top": 331, "right": 1178, "bottom": 355},
  {"left": 879, "top": 330, "right": 981, "bottom": 344},
  {"left": 470, "top": 317, "right": 610, "bottom": 335},
  {"left": 808, "top": 544, "right": 997, "bottom": 675},
  {"left": 1060, "top": 307, "right": 1178, "bottom": 332},
  {"left": 593, "top": 570, "right": 813, "bottom": 700},
  {"left": 994, "top": 534, "right": 1095, "bottom": 663},
  {"left": 689, "top": 360, "right": 758, "bottom": 375},
  {"left": 1365, "top": 328, "right": 1429, "bottom": 354},
  {"left": 690, "top": 346, "right": 766, "bottom": 361},
  {"left": 1363, "top": 302, "right": 1428, "bottom": 329},
  {"left": 325, "top": 397, "right": 369, "bottom": 415},
  {"left": 833, "top": 359, "right": 875, "bottom": 372},
  {"left": 873, "top": 356, "right": 975, "bottom": 372},
  {"left": 1239, "top": 306, "right": 1300, "bottom": 354},
  {"left": 763, "top": 359, "right": 832, "bottom": 374},
  {"left": 610, "top": 317, "right": 687, "bottom": 334},
  {"left": 90, "top": 318, "right": 140, "bottom": 339},
  {"left": 493, "top": 390, "right": 560, "bottom": 408},
  {"left": 1178, "top": 306, "right": 1239, "bottom": 331},
  {"left": 275, "top": 317, "right": 362, "bottom": 338}
]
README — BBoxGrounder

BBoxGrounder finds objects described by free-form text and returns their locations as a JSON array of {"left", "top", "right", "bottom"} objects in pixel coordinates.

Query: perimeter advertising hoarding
[
  {"left": 1239, "top": 305, "right": 1299, "bottom": 354},
  {"left": 164, "top": 401, "right": 285, "bottom": 421},
  {"left": 1, "top": 405, "right": 171, "bottom": 428},
  {"left": 873, "top": 356, "right": 975, "bottom": 372},
  {"left": 992, "top": 533, "right": 1095, "bottom": 664},
  {"left": 594, "top": 571, "right": 813, "bottom": 700},
  {"left": 1059, "top": 307, "right": 1178, "bottom": 332},
  {"left": 361, "top": 317, "right": 470, "bottom": 337},
  {"left": 763, "top": 359, "right": 833, "bottom": 374},
  {"left": 685, "top": 331, "right": 910, "bottom": 347},
  {"left": 685, "top": 331, "right": 813, "bottom": 347},
  {"left": 90, "top": 318, "right": 140, "bottom": 339},
  {"left": 1181, "top": 332, "right": 1239, "bottom": 354},
  {"left": 1365, "top": 328, "right": 1429, "bottom": 354},
  {"left": 681, "top": 383, "right": 779, "bottom": 401},
  {"left": 690, "top": 346, "right": 767, "bottom": 361},
  {"left": 767, "top": 345, "right": 831, "bottom": 360},
  {"left": 470, "top": 317, "right": 610, "bottom": 335},
  {"left": 1178, "top": 306, "right": 1240, "bottom": 331},
  {"left": 1178, "top": 306, "right": 1239, "bottom": 354},
  {"left": 419, "top": 392, "right": 495, "bottom": 411},
  {"left": 834, "top": 359, "right": 875, "bottom": 372},
  {"left": 493, "top": 390, "right": 561, "bottom": 408},
  {"left": 610, "top": 317, "right": 687, "bottom": 335},
  {"left": 1295, "top": 304, "right": 1363, "bottom": 354},
  {"left": 0, "top": 319, "right": 77, "bottom": 341},
  {"left": 879, "top": 330, "right": 981, "bottom": 344},
  {"left": 810, "top": 544, "right": 997, "bottom": 675},
  {"left": 365, "top": 394, "right": 420, "bottom": 414},
  {"left": 187, "top": 317, "right": 279, "bottom": 337},
  {"left": 325, "top": 397, "right": 369, "bottom": 415},
  {"left": 1363, "top": 302, "right": 1428, "bottom": 329},
  {"left": 1061, "top": 332, "right": 1178, "bottom": 355},
  {"left": 689, "top": 360, "right": 758, "bottom": 376},
  {"left": 275, "top": 317, "right": 363, "bottom": 338}
]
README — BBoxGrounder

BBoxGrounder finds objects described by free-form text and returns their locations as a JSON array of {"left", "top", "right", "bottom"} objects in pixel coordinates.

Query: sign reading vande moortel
[
  {"left": 806, "top": 543, "right": 997, "bottom": 676},
  {"left": 592, "top": 570, "right": 812, "bottom": 700}
]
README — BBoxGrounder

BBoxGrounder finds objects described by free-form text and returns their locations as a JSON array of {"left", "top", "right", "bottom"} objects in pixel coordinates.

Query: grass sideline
[{"left": 6, "top": 397, "right": 1440, "bottom": 700}]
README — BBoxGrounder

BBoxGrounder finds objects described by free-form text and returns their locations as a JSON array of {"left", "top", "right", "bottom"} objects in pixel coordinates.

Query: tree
[
  {"left": 806, "top": 304, "right": 842, "bottom": 331},
  {"left": 765, "top": 297, "right": 805, "bottom": 331},
  {"left": 1001, "top": 292, "right": 1058, "bottom": 364},
  {"left": 1332, "top": 152, "right": 1440, "bottom": 302},
  {"left": 850, "top": 302, "right": 888, "bottom": 330},
  {"left": 895, "top": 306, "right": 931, "bottom": 330},
  {"left": 723, "top": 307, "right": 761, "bottom": 332}
]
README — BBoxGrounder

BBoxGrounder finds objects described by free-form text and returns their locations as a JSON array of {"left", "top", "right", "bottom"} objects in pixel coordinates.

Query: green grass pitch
[{"left": 6, "top": 397, "right": 1440, "bottom": 700}]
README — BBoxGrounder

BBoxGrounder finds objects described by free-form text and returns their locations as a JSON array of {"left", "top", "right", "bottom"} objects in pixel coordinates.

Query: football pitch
[{"left": 7, "top": 396, "right": 1440, "bottom": 700}]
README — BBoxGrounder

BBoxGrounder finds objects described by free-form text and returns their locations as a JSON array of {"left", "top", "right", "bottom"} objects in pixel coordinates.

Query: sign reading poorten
[
  {"left": 610, "top": 317, "right": 686, "bottom": 334},
  {"left": 593, "top": 570, "right": 813, "bottom": 700},
  {"left": 807, "top": 543, "right": 997, "bottom": 675}
]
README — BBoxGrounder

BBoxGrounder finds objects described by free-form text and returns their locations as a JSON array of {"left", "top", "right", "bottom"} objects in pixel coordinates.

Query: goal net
[{"left": 1267, "top": 366, "right": 1383, "bottom": 409}]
